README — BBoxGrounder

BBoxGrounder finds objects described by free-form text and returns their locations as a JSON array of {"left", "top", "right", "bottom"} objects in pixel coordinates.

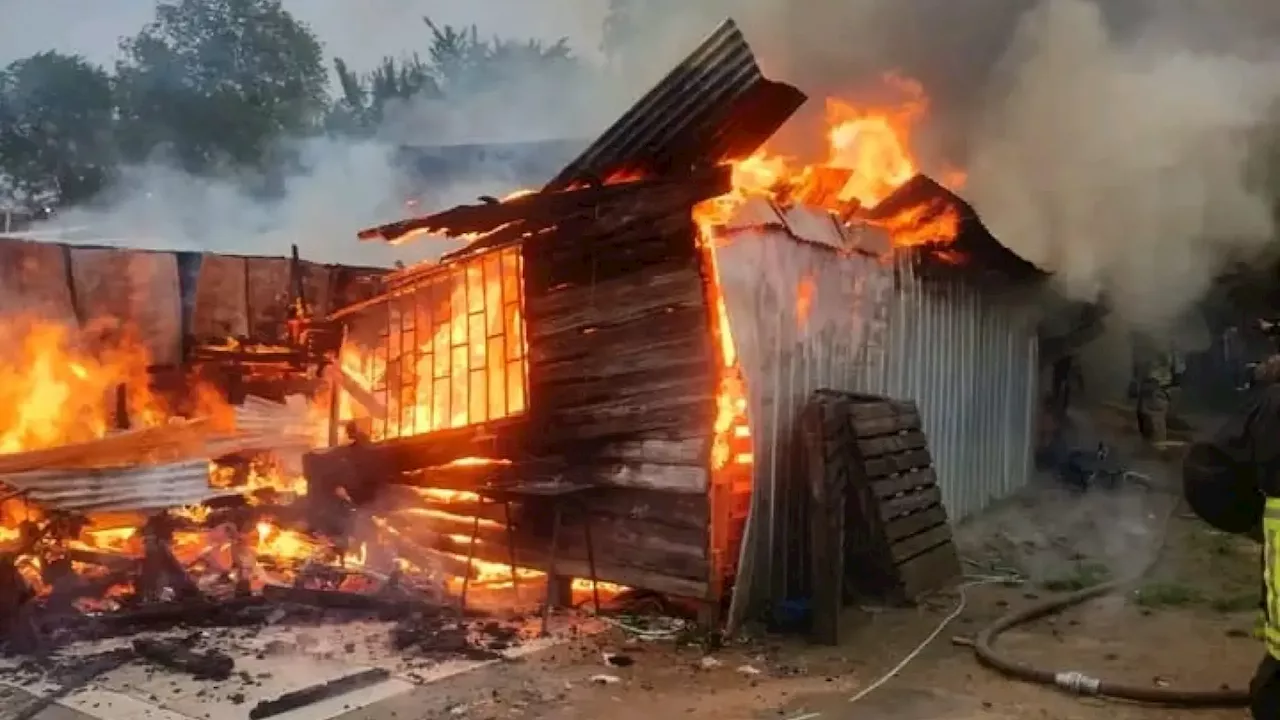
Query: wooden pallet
[
  {"left": 843, "top": 395, "right": 960, "bottom": 604},
  {"left": 801, "top": 390, "right": 960, "bottom": 620}
]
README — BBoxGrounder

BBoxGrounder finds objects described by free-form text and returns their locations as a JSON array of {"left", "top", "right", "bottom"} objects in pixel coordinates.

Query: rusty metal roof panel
[
  {"left": 545, "top": 19, "right": 806, "bottom": 190},
  {"left": 1, "top": 459, "right": 236, "bottom": 512}
]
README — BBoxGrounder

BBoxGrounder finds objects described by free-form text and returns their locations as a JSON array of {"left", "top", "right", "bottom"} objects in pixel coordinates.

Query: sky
[{"left": 0, "top": 0, "right": 610, "bottom": 72}]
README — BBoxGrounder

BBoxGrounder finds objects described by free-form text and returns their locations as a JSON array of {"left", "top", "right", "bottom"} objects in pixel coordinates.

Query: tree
[
  {"left": 424, "top": 19, "right": 579, "bottom": 94},
  {"left": 326, "top": 55, "right": 439, "bottom": 135},
  {"left": 327, "top": 18, "right": 584, "bottom": 139},
  {"left": 0, "top": 52, "right": 116, "bottom": 207},
  {"left": 113, "top": 0, "right": 329, "bottom": 173}
]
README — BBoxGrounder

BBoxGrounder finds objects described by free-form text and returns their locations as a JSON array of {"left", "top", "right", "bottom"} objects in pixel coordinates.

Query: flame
[
  {"left": 692, "top": 77, "right": 967, "bottom": 475},
  {"left": 0, "top": 316, "right": 160, "bottom": 454},
  {"left": 337, "top": 247, "right": 528, "bottom": 442},
  {"left": 696, "top": 74, "right": 965, "bottom": 252},
  {"left": 690, "top": 77, "right": 965, "bottom": 586}
]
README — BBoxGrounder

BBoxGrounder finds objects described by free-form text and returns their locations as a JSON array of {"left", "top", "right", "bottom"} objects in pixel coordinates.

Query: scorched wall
[{"left": 713, "top": 199, "right": 1041, "bottom": 630}]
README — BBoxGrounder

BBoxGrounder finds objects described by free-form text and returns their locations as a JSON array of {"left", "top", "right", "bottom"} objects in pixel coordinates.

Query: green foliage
[
  {"left": 325, "top": 17, "right": 583, "bottom": 136},
  {"left": 113, "top": 0, "right": 329, "bottom": 173},
  {"left": 0, "top": 2, "right": 589, "bottom": 210},
  {"left": 0, "top": 52, "right": 116, "bottom": 205}
]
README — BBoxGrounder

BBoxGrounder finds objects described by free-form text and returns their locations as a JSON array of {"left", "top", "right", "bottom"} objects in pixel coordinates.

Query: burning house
[
  {"left": 321, "top": 20, "right": 1047, "bottom": 631},
  {"left": 0, "top": 19, "right": 1049, "bottom": 675}
]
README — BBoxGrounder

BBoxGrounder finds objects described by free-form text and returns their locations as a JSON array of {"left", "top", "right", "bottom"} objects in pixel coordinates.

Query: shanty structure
[
  {"left": 327, "top": 19, "right": 1047, "bottom": 629},
  {"left": 713, "top": 180, "right": 1045, "bottom": 626}
]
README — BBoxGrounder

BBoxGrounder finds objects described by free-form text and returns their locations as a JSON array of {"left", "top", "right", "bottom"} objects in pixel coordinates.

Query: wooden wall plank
[
  {"left": 0, "top": 239, "right": 76, "bottom": 323},
  {"left": 245, "top": 257, "right": 291, "bottom": 340},
  {"left": 69, "top": 248, "right": 182, "bottom": 366},
  {"left": 191, "top": 254, "right": 248, "bottom": 340}
]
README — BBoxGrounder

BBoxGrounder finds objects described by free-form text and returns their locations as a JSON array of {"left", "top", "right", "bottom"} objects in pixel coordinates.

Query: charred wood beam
[
  {"left": 259, "top": 583, "right": 425, "bottom": 616},
  {"left": 133, "top": 637, "right": 234, "bottom": 680},
  {"left": 377, "top": 523, "right": 475, "bottom": 579},
  {"left": 385, "top": 511, "right": 709, "bottom": 597},
  {"left": 305, "top": 420, "right": 527, "bottom": 481},
  {"left": 357, "top": 168, "right": 730, "bottom": 244},
  {"left": 428, "top": 529, "right": 710, "bottom": 600},
  {"left": 250, "top": 668, "right": 392, "bottom": 720}
]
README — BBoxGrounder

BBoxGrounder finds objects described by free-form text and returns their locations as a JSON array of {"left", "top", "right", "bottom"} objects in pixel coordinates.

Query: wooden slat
[
  {"left": 870, "top": 468, "right": 938, "bottom": 498},
  {"left": 863, "top": 449, "right": 933, "bottom": 478},
  {"left": 857, "top": 431, "right": 927, "bottom": 458},
  {"left": 853, "top": 412, "right": 922, "bottom": 438},
  {"left": 0, "top": 239, "right": 76, "bottom": 322},
  {"left": 245, "top": 257, "right": 291, "bottom": 338},
  {"left": 192, "top": 254, "right": 249, "bottom": 339},
  {"left": 878, "top": 485, "right": 942, "bottom": 520},
  {"left": 888, "top": 523, "right": 953, "bottom": 563},
  {"left": 69, "top": 247, "right": 183, "bottom": 366},
  {"left": 884, "top": 506, "right": 949, "bottom": 542}
]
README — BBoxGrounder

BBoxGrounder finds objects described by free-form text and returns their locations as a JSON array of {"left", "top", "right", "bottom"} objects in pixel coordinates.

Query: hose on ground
[{"left": 971, "top": 492, "right": 1253, "bottom": 707}]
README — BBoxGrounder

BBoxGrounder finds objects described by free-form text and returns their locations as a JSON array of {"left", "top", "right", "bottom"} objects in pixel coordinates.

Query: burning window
[{"left": 351, "top": 247, "right": 528, "bottom": 440}]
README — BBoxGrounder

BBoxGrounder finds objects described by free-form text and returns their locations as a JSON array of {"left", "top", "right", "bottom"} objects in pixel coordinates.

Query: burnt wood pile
[{"left": 801, "top": 390, "right": 961, "bottom": 643}]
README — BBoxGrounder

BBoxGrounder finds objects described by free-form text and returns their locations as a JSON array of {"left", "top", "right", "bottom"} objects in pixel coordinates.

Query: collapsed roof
[{"left": 359, "top": 19, "right": 1043, "bottom": 283}]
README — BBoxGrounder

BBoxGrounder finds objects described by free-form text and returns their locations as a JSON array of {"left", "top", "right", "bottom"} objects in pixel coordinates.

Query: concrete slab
[{"left": 0, "top": 617, "right": 583, "bottom": 720}]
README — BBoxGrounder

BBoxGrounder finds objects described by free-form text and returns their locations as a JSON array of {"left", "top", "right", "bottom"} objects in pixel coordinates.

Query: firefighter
[
  {"left": 1135, "top": 357, "right": 1172, "bottom": 442},
  {"left": 1182, "top": 355, "right": 1280, "bottom": 718}
]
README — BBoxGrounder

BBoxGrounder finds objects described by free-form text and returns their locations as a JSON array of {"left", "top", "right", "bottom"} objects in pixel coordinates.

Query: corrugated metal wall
[
  {"left": 716, "top": 201, "right": 1040, "bottom": 629},
  {"left": 857, "top": 261, "right": 1040, "bottom": 522}
]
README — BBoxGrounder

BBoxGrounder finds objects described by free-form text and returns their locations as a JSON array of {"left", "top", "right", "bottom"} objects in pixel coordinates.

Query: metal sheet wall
[
  {"left": 715, "top": 202, "right": 1040, "bottom": 629},
  {"left": 860, "top": 261, "right": 1039, "bottom": 522}
]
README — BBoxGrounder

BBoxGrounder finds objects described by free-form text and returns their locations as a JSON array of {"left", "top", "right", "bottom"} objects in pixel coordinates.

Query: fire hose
[{"left": 970, "top": 493, "right": 1252, "bottom": 708}]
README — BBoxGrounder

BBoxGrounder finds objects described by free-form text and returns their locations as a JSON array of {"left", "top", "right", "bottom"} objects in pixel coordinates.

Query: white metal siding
[{"left": 716, "top": 202, "right": 1040, "bottom": 629}]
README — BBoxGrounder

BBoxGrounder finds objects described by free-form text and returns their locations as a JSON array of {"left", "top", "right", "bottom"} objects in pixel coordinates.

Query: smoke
[
  {"left": 964, "top": 0, "right": 1280, "bottom": 332},
  {"left": 5, "top": 0, "right": 623, "bottom": 267},
  {"left": 11, "top": 0, "right": 1280, "bottom": 296},
  {"left": 602, "top": 0, "right": 1280, "bottom": 332}
]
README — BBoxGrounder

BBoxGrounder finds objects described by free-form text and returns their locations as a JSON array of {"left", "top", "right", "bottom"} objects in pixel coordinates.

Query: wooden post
[
  {"left": 803, "top": 400, "right": 844, "bottom": 646},
  {"left": 114, "top": 384, "right": 131, "bottom": 430}
]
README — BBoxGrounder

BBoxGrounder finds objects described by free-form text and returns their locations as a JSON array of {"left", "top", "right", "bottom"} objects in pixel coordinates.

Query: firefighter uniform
[
  {"left": 1183, "top": 359, "right": 1280, "bottom": 717},
  {"left": 1136, "top": 359, "right": 1173, "bottom": 443}
]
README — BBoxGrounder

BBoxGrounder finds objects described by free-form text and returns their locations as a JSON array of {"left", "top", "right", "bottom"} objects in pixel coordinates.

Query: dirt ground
[{"left": 362, "top": 408, "right": 1263, "bottom": 720}]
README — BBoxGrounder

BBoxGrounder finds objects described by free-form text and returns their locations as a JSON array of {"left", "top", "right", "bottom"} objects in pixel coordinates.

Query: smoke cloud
[
  {"left": 965, "top": 0, "right": 1280, "bottom": 332},
  {"left": 7, "top": 0, "right": 1280, "bottom": 315},
  {"left": 2, "top": 0, "right": 621, "bottom": 267},
  {"left": 602, "top": 0, "right": 1280, "bottom": 331}
]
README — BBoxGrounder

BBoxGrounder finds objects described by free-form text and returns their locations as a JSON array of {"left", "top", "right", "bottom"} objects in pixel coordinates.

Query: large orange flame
[
  {"left": 0, "top": 316, "right": 161, "bottom": 453},
  {"left": 694, "top": 77, "right": 963, "bottom": 590},
  {"left": 695, "top": 73, "right": 966, "bottom": 248}
]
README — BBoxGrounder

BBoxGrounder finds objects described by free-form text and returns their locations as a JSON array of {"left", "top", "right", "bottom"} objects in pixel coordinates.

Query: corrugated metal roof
[
  {"left": 862, "top": 174, "right": 1047, "bottom": 283},
  {"left": 544, "top": 19, "right": 806, "bottom": 191},
  {"left": 1, "top": 459, "right": 235, "bottom": 512}
]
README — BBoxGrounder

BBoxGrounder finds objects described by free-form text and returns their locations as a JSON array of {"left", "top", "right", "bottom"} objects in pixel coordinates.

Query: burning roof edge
[
  {"left": 359, "top": 18, "right": 805, "bottom": 247},
  {"left": 545, "top": 19, "right": 806, "bottom": 191},
  {"left": 865, "top": 174, "right": 1048, "bottom": 285}
]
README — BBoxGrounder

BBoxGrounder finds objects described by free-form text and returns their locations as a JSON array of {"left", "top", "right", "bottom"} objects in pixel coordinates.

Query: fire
[
  {"left": 692, "top": 77, "right": 964, "bottom": 586},
  {"left": 696, "top": 78, "right": 964, "bottom": 473},
  {"left": 695, "top": 74, "right": 965, "bottom": 251},
  {"left": 0, "top": 316, "right": 159, "bottom": 453},
  {"left": 338, "top": 247, "right": 528, "bottom": 442}
]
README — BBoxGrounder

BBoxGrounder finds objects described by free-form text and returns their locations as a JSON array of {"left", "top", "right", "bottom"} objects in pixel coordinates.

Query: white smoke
[
  {"left": 965, "top": 0, "right": 1280, "bottom": 331},
  {"left": 0, "top": 0, "right": 622, "bottom": 267},
  {"left": 6, "top": 0, "right": 1280, "bottom": 303}
]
